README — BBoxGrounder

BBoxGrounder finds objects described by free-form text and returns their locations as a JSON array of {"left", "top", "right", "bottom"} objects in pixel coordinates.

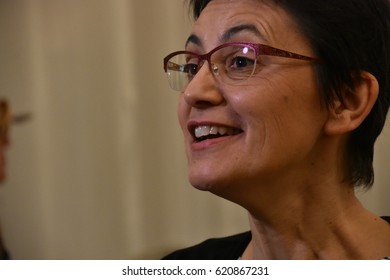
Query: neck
[
  {"left": 213, "top": 136, "right": 390, "bottom": 259},
  {"left": 241, "top": 182, "right": 390, "bottom": 259}
]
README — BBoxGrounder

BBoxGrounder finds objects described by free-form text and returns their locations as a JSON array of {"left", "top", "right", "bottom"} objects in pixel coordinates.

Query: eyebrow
[
  {"left": 185, "top": 34, "right": 202, "bottom": 48},
  {"left": 185, "top": 23, "right": 266, "bottom": 49}
]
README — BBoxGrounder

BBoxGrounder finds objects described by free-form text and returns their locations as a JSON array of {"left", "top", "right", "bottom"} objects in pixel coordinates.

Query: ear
[{"left": 324, "top": 71, "right": 379, "bottom": 136}]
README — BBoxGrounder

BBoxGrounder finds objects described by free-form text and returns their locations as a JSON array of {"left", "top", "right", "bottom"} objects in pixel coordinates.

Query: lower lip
[{"left": 190, "top": 133, "right": 243, "bottom": 151}]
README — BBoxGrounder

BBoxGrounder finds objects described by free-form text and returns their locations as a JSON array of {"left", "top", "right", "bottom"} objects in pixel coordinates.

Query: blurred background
[{"left": 0, "top": 0, "right": 388, "bottom": 259}]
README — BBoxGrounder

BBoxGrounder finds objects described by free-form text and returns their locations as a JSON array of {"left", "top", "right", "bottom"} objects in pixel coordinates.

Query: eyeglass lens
[{"left": 166, "top": 44, "right": 257, "bottom": 91}]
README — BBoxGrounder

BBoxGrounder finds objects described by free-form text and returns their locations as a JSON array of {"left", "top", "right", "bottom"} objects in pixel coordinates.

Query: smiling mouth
[{"left": 193, "top": 125, "right": 243, "bottom": 142}]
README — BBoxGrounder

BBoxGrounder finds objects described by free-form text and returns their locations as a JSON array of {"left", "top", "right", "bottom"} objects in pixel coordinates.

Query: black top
[
  {"left": 163, "top": 231, "right": 251, "bottom": 260},
  {"left": 163, "top": 216, "right": 390, "bottom": 260}
]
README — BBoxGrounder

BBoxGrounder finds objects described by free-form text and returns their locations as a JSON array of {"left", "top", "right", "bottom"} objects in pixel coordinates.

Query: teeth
[
  {"left": 218, "top": 126, "right": 227, "bottom": 135},
  {"left": 194, "top": 125, "right": 240, "bottom": 139},
  {"left": 195, "top": 126, "right": 211, "bottom": 138},
  {"left": 210, "top": 126, "right": 219, "bottom": 135}
]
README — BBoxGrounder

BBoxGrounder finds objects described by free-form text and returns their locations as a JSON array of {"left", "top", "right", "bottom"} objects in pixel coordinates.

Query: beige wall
[{"left": 0, "top": 0, "right": 388, "bottom": 259}]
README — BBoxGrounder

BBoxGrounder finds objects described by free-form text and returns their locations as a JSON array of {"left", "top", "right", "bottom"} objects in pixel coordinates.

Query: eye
[
  {"left": 220, "top": 46, "right": 259, "bottom": 80},
  {"left": 187, "top": 64, "right": 198, "bottom": 75},
  {"left": 183, "top": 56, "right": 199, "bottom": 78},
  {"left": 182, "top": 63, "right": 198, "bottom": 80},
  {"left": 230, "top": 56, "right": 255, "bottom": 69}
]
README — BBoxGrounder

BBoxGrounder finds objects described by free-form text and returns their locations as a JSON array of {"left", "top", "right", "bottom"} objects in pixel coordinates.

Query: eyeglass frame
[{"left": 163, "top": 42, "right": 324, "bottom": 91}]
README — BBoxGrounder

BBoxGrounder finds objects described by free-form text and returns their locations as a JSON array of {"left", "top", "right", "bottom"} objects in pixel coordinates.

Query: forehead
[{"left": 189, "top": 0, "right": 304, "bottom": 48}]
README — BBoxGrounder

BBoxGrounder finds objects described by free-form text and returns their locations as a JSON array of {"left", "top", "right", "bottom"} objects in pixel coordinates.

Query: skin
[{"left": 177, "top": 0, "right": 390, "bottom": 259}]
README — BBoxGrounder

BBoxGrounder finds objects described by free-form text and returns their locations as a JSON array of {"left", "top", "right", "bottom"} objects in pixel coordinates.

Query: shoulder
[{"left": 162, "top": 231, "right": 251, "bottom": 260}]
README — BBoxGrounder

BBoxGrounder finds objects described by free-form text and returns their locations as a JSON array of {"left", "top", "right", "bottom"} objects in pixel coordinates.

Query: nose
[{"left": 182, "top": 61, "right": 224, "bottom": 109}]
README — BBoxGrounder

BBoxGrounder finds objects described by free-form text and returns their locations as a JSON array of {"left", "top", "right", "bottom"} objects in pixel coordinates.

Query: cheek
[
  {"left": 177, "top": 97, "right": 188, "bottom": 133},
  {"left": 237, "top": 72, "right": 325, "bottom": 153}
]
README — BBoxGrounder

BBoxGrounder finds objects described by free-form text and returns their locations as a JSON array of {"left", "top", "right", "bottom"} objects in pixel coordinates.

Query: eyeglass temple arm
[
  {"left": 166, "top": 61, "right": 191, "bottom": 73},
  {"left": 260, "top": 45, "right": 324, "bottom": 64}
]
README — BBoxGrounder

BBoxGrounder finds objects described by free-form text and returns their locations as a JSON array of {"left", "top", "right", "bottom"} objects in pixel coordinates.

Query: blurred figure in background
[
  {"left": 0, "top": 99, "right": 30, "bottom": 259},
  {"left": 0, "top": 100, "right": 11, "bottom": 182},
  {"left": 0, "top": 99, "right": 10, "bottom": 259}
]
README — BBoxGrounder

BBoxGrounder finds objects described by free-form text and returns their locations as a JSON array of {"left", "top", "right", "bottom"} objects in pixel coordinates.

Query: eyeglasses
[
  {"left": 163, "top": 42, "right": 323, "bottom": 92},
  {"left": 0, "top": 99, "right": 31, "bottom": 143}
]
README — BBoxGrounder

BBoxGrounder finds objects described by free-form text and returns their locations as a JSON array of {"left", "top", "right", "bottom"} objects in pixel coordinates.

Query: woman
[{"left": 162, "top": 0, "right": 390, "bottom": 259}]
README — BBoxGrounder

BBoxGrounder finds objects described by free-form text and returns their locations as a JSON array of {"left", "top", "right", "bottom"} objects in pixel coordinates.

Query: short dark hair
[{"left": 188, "top": 0, "right": 390, "bottom": 188}]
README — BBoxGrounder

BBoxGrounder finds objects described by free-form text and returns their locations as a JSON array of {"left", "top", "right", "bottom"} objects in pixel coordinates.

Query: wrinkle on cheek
[
  {"left": 260, "top": 76, "right": 296, "bottom": 108},
  {"left": 246, "top": 75, "right": 274, "bottom": 90},
  {"left": 270, "top": 114, "right": 287, "bottom": 142}
]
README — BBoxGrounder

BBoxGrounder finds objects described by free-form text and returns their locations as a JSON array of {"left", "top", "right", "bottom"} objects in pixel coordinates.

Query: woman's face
[{"left": 178, "top": 0, "right": 329, "bottom": 197}]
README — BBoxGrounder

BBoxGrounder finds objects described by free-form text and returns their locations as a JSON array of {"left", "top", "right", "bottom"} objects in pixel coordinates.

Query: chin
[
  {"left": 189, "top": 174, "right": 215, "bottom": 192},
  {"left": 188, "top": 168, "right": 232, "bottom": 194}
]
